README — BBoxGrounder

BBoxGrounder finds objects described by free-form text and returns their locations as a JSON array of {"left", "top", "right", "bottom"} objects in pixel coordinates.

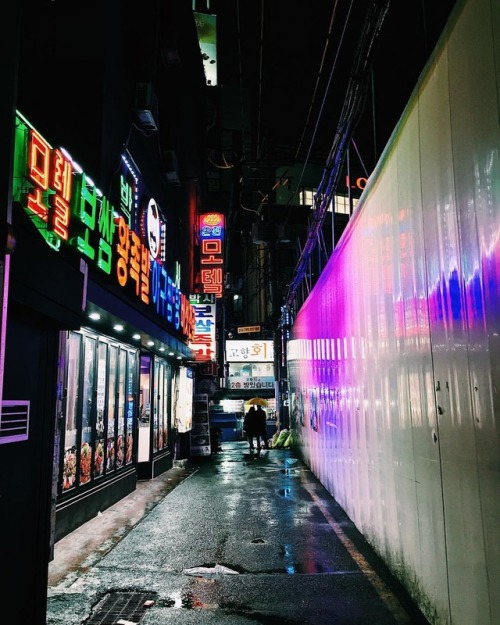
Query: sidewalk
[
  {"left": 48, "top": 460, "right": 196, "bottom": 588},
  {"left": 46, "top": 441, "right": 430, "bottom": 625}
]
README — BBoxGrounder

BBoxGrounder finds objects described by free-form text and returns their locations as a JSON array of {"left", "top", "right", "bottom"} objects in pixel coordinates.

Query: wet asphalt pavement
[{"left": 46, "top": 441, "right": 430, "bottom": 625}]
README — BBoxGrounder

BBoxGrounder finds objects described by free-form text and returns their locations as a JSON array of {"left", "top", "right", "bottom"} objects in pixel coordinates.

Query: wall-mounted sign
[
  {"left": 12, "top": 111, "right": 195, "bottom": 342},
  {"left": 194, "top": 12, "right": 218, "bottom": 87},
  {"left": 189, "top": 293, "right": 216, "bottom": 362},
  {"left": 226, "top": 361, "right": 274, "bottom": 389},
  {"left": 225, "top": 340, "right": 274, "bottom": 362},
  {"left": 227, "top": 376, "right": 274, "bottom": 390},
  {"left": 198, "top": 212, "right": 225, "bottom": 298},
  {"left": 141, "top": 197, "right": 164, "bottom": 261},
  {"left": 237, "top": 325, "right": 261, "bottom": 334}
]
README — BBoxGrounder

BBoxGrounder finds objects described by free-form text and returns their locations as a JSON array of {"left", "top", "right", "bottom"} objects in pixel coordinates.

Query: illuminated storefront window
[{"left": 61, "top": 329, "right": 138, "bottom": 493}]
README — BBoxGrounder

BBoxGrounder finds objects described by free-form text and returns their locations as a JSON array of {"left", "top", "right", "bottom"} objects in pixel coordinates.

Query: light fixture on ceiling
[
  {"left": 147, "top": 340, "right": 154, "bottom": 346},
  {"left": 113, "top": 324, "right": 124, "bottom": 332},
  {"left": 89, "top": 312, "right": 101, "bottom": 320},
  {"left": 132, "top": 333, "right": 141, "bottom": 340}
]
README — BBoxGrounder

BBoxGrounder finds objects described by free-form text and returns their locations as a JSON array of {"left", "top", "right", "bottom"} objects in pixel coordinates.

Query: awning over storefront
[{"left": 86, "top": 280, "right": 193, "bottom": 359}]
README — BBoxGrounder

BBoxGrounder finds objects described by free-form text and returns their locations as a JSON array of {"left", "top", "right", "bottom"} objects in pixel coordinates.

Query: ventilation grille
[
  {"left": 85, "top": 591, "right": 156, "bottom": 625},
  {"left": 0, "top": 401, "right": 30, "bottom": 444}
]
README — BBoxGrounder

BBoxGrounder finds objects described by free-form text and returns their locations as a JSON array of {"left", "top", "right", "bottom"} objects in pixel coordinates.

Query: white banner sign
[
  {"left": 227, "top": 376, "right": 274, "bottom": 390},
  {"left": 225, "top": 340, "right": 274, "bottom": 362}
]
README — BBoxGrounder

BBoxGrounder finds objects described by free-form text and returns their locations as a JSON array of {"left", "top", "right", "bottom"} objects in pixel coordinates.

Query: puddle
[
  {"left": 280, "top": 468, "right": 301, "bottom": 475},
  {"left": 281, "top": 543, "right": 336, "bottom": 575},
  {"left": 158, "top": 595, "right": 303, "bottom": 623}
]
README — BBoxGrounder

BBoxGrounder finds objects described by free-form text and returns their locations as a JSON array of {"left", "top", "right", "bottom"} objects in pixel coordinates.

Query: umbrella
[{"left": 246, "top": 397, "right": 269, "bottom": 406}]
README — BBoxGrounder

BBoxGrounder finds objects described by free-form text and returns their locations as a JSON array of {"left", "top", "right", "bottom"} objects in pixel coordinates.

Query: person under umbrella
[
  {"left": 255, "top": 405, "right": 270, "bottom": 450},
  {"left": 243, "top": 405, "right": 258, "bottom": 450},
  {"left": 243, "top": 405, "right": 269, "bottom": 451}
]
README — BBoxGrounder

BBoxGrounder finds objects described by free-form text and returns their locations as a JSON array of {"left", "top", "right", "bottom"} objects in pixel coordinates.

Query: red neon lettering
[
  {"left": 52, "top": 149, "right": 72, "bottom": 202},
  {"left": 201, "top": 239, "right": 222, "bottom": 254},
  {"left": 50, "top": 195, "right": 70, "bottom": 240},
  {"left": 27, "top": 187, "right": 49, "bottom": 221},
  {"left": 28, "top": 129, "right": 50, "bottom": 189}
]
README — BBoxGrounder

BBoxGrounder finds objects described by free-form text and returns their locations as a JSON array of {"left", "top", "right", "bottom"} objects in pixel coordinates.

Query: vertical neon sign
[
  {"left": 25, "top": 127, "right": 73, "bottom": 248},
  {"left": 189, "top": 293, "right": 216, "bottom": 362},
  {"left": 199, "top": 212, "right": 225, "bottom": 297}
]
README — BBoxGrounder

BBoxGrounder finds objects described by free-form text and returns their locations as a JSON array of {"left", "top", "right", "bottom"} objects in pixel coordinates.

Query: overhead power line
[{"left": 284, "top": 0, "right": 390, "bottom": 311}]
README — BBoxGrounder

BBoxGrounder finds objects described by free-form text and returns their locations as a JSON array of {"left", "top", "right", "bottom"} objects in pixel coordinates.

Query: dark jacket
[
  {"left": 244, "top": 406, "right": 259, "bottom": 436},
  {"left": 255, "top": 406, "right": 267, "bottom": 436}
]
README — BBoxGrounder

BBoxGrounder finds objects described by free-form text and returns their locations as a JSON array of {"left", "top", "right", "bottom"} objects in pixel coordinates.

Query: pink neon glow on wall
[{"left": 286, "top": 4, "right": 500, "bottom": 622}]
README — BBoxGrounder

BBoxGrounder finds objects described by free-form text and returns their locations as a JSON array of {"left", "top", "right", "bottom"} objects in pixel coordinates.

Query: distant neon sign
[
  {"left": 13, "top": 112, "right": 195, "bottom": 341},
  {"left": 198, "top": 212, "right": 225, "bottom": 297},
  {"left": 189, "top": 293, "right": 216, "bottom": 362},
  {"left": 225, "top": 340, "right": 274, "bottom": 362}
]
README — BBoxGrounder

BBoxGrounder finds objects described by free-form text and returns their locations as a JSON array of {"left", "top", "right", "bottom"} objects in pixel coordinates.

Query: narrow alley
[{"left": 46, "top": 441, "right": 430, "bottom": 625}]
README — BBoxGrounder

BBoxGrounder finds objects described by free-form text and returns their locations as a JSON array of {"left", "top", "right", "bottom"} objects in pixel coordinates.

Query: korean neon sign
[
  {"left": 189, "top": 293, "right": 217, "bottom": 362},
  {"left": 199, "top": 212, "right": 225, "bottom": 297},
  {"left": 70, "top": 171, "right": 116, "bottom": 274},
  {"left": 24, "top": 128, "right": 72, "bottom": 248},
  {"left": 13, "top": 112, "right": 195, "bottom": 341}
]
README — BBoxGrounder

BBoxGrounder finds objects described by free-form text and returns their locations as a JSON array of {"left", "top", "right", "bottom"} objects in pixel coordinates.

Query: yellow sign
[{"left": 237, "top": 325, "right": 261, "bottom": 334}]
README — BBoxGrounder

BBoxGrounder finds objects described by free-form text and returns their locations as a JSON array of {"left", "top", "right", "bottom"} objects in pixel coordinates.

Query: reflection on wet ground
[{"left": 48, "top": 440, "right": 431, "bottom": 625}]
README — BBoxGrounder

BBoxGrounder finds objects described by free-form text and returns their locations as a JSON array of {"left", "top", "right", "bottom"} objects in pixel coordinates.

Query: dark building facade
[{"left": 1, "top": 2, "right": 207, "bottom": 623}]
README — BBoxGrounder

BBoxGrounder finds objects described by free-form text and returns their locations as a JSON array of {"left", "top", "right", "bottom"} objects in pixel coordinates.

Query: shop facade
[
  {"left": 10, "top": 111, "right": 197, "bottom": 540},
  {"left": 56, "top": 328, "right": 139, "bottom": 538},
  {"left": 1, "top": 4, "right": 206, "bottom": 622}
]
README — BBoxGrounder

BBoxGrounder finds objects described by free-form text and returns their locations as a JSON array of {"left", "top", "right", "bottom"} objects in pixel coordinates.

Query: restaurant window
[
  {"left": 61, "top": 332, "right": 82, "bottom": 491},
  {"left": 107, "top": 345, "right": 118, "bottom": 471},
  {"left": 59, "top": 329, "right": 138, "bottom": 495},
  {"left": 153, "top": 358, "right": 173, "bottom": 453}
]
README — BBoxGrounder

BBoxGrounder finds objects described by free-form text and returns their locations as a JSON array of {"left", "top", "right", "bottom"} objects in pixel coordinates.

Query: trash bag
[
  {"left": 270, "top": 431, "right": 280, "bottom": 448},
  {"left": 283, "top": 429, "right": 296, "bottom": 448},
  {"left": 273, "top": 428, "right": 289, "bottom": 448}
]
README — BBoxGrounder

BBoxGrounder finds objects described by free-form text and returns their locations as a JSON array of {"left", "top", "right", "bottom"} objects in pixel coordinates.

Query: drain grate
[{"left": 84, "top": 590, "right": 157, "bottom": 624}]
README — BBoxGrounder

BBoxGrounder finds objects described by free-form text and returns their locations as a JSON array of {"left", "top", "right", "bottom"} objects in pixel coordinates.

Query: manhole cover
[{"left": 85, "top": 590, "right": 156, "bottom": 624}]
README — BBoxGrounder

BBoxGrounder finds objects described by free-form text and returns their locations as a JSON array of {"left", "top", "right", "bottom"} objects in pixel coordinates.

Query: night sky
[{"left": 214, "top": 0, "right": 458, "bottom": 175}]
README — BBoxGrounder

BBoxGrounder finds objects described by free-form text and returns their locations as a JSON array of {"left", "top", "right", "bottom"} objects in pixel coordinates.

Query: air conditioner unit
[
  {"left": 134, "top": 83, "right": 158, "bottom": 131},
  {"left": 163, "top": 150, "right": 180, "bottom": 186}
]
